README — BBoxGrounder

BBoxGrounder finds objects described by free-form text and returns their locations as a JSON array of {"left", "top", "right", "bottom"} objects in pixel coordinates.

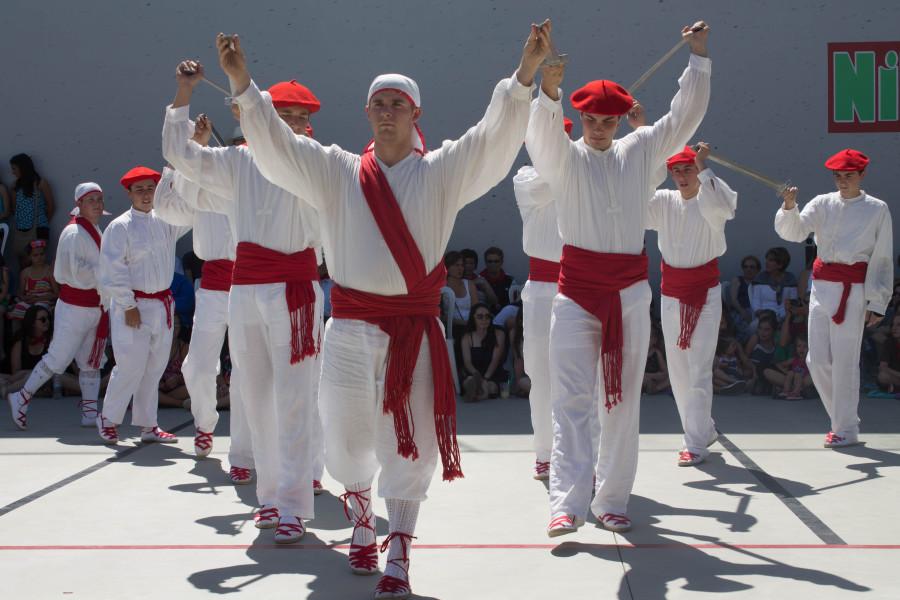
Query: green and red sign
[{"left": 829, "top": 41, "right": 899, "bottom": 132}]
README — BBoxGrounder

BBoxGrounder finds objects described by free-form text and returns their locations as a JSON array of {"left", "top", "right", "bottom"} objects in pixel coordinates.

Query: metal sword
[{"left": 628, "top": 24, "right": 707, "bottom": 94}]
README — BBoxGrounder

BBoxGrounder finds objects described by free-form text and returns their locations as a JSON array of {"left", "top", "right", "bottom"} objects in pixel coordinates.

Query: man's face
[
  {"left": 764, "top": 254, "right": 781, "bottom": 274},
  {"left": 833, "top": 170, "right": 865, "bottom": 197},
  {"left": 276, "top": 105, "right": 311, "bottom": 135},
  {"left": 581, "top": 112, "right": 620, "bottom": 151},
  {"left": 484, "top": 253, "right": 502, "bottom": 274},
  {"left": 128, "top": 179, "right": 157, "bottom": 212},
  {"left": 366, "top": 90, "right": 420, "bottom": 146},
  {"left": 463, "top": 257, "right": 476, "bottom": 276},
  {"left": 669, "top": 163, "right": 701, "bottom": 197},
  {"left": 77, "top": 191, "right": 105, "bottom": 223}
]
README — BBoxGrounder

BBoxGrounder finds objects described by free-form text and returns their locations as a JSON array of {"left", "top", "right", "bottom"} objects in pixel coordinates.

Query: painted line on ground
[
  {"left": 0, "top": 419, "right": 194, "bottom": 519},
  {"left": 1, "top": 543, "right": 898, "bottom": 551},
  {"left": 716, "top": 432, "right": 846, "bottom": 545}
]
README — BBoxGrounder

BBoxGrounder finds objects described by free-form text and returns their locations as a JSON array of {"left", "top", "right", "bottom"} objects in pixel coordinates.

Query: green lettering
[
  {"left": 879, "top": 50, "right": 898, "bottom": 122},
  {"left": 834, "top": 51, "right": 876, "bottom": 123}
]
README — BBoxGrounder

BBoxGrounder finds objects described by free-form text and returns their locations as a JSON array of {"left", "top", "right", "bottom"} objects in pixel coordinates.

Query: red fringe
[
  {"left": 677, "top": 301, "right": 704, "bottom": 350},
  {"left": 286, "top": 281, "right": 320, "bottom": 364},
  {"left": 601, "top": 346, "right": 623, "bottom": 412},
  {"left": 429, "top": 317, "right": 463, "bottom": 480},
  {"left": 88, "top": 309, "right": 109, "bottom": 369},
  {"left": 382, "top": 323, "right": 423, "bottom": 461}
]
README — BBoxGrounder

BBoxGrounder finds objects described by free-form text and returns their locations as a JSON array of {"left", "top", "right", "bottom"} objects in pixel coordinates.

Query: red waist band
[
  {"left": 59, "top": 284, "right": 101, "bottom": 308},
  {"left": 200, "top": 259, "right": 234, "bottom": 292},
  {"left": 528, "top": 257, "right": 561, "bottom": 283},
  {"left": 134, "top": 289, "right": 174, "bottom": 329},
  {"left": 661, "top": 259, "right": 720, "bottom": 350},
  {"left": 812, "top": 257, "right": 867, "bottom": 324},
  {"left": 559, "top": 245, "right": 648, "bottom": 411},
  {"left": 60, "top": 284, "right": 107, "bottom": 368}
]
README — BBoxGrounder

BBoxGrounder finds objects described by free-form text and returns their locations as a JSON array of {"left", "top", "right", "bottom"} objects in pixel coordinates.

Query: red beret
[
  {"left": 824, "top": 148, "right": 869, "bottom": 171},
  {"left": 120, "top": 166, "right": 161, "bottom": 190},
  {"left": 268, "top": 80, "right": 321, "bottom": 113},
  {"left": 570, "top": 80, "right": 634, "bottom": 116},
  {"left": 563, "top": 117, "right": 573, "bottom": 136},
  {"left": 666, "top": 146, "right": 698, "bottom": 169}
]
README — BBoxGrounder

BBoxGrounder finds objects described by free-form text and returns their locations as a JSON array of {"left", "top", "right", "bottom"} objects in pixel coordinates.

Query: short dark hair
[
  {"left": 484, "top": 246, "right": 504, "bottom": 261},
  {"left": 741, "top": 255, "right": 761, "bottom": 270},
  {"left": 444, "top": 250, "right": 462, "bottom": 269},
  {"left": 460, "top": 248, "right": 478, "bottom": 266},
  {"left": 765, "top": 246, "right": 791, "bottom": 270}
]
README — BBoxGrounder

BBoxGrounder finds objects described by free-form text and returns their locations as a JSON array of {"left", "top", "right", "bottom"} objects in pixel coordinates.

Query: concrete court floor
[{"left": 1, "top": 390, "right": 898, "bottom": 600}]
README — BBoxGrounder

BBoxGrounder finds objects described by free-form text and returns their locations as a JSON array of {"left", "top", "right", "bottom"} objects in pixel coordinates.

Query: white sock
[
  {"left": 78, "top": 370, "right": 101, "bottom": 405},
  {"left": 384, "top": 498, "right": 419, "bottom": 581},
  {"left": 22, "top": 361, "right": 54, "bottom": 396},
  {"left": 345, "top": 480, "right": 376, "bottom": 547}
]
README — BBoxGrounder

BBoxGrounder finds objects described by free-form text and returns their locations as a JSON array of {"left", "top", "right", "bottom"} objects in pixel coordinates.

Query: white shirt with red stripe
[
  {"left": 55, "top": 220, "right": 104, "bottom": 292},
  {"left": 154, "top": 167, "right": 236, "bottom": 261},
  {"left": 513, "top": 166, "right": 564, "bottom": 263},
  {"left": 525, "top": 55, "right": 711, "bottom": 254},
  {"left": 647, "top": 168, "right": 736, "bottom": 268},
  {"left": 233, "top": 75, "right": 533, "bottom": 295},
  {"left": 775, "top": 191, "right": 893, "bottom": 314},
  {"left": 163, "top": 106, "right": 321, "bottom": 256}
]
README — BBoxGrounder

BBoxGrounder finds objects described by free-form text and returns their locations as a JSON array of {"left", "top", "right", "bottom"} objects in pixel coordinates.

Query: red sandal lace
[
  {"left": 98, "top": 418, "right": 118, "bottom": 442},
  {"left": 229, "top": 466, "right": 252, "bottom": 483},
  {"left": 825, "top": 431, "right": 844, "bottom": 445},
  {"left": 601, "top": 513, "right": 630, "bottom": 527},
  {"left": 274, "top": 520, "right": 305, "bottom": 541},
  {"left": 13, "top": 391, "right": 31, "bottom": 429},
  {"left": 78, "top": 399, "right": 98, "bottom": 419},
  {"left": 254, "top": 506, "right": 280, "bottom": 527},
  {"left": 678, "top": 450, "right": 699, "bottom": 463},
  {"left": 548, "top": 514, "right": 575, "bottom": 530},
  {"left": 534, "top": 460, "right": 550, "bottom": 476},
  {"left": 339, "top": 487, "right": 378, "bottom": 574},
  {"left": 194, "top": 430, "right": 214, "bottom": 451},
  {"left": 375, "top": 532, "right": 415, "bottom": 595}
]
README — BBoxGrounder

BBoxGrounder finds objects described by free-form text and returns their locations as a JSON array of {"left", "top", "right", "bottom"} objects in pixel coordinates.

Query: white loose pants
[
  {"left": 181, "top": 288, "right": 253, "bottom": 469},
  {"left": 102, "top": 298, "right": 173, "bottom": 427},
  {"left": 318, "top": 318, "right": 439, "bottom": 501},
  {"left": 522, "top": 280, "right": 556, "bottom": 462},
  {"left": 661, "top": 285, "right": 721, "bottom": 457},
  {"left": 549, "top": 281, "right": 651, "bottom": 518},
  {"left": 37, "top": 300, "right": 105, "bottom": 376},
  {"left": 807, "top": 280, "right": 866, "bottom": 439},
  {"left": 228, "top": 282, "right": 324, "bottom": 519}
]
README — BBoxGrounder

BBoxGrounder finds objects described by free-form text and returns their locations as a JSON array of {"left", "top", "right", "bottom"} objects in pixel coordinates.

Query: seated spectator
[
  {"left": 643, "top": 325, "right": 670, "bottom": 394},
  {"left": 2, "top": 305, "right": 52, "bottom": 395},
  {"left": 444, "top": 251, "right": 478, "bottom": 338},
  {"left": 460, "top": 303, "right": 508, "bottom": 402},
  {"left": 8, "top": 240, "right": 58, "bottom": 321},
  {"left": 509, "top": 307, "right": 529, "bottom": 397},
  {"left": 877, "top": 313, "right": 900, "bottom": 393},
  {"left": 170, "top": 271, "right": 196, "bottom": 331},
  {"left": 480, "top": 246, "right": 515, "bottom": 311},
  {"left": 9, "top": 154, "right": 55, "bottom": 268},
  {"left": 319, "top": 259, "right": 333, "bottom": 321},
  {"left": 159, "top": 315, "right": 191, "bottom": 408},
  {"left": 461, "top": 247, "right": 495, "bottom": 305},
  {"left": 749, "top": 246, "right": 798, "bottom": 324},
  {"left": 493, "top": 301, "right": 520, "bottom": 333},
  {"left": 713, "top": 336, "right": 754, "bottom": 394},
  {"left": 745, "top": 314, "right": 789, "bottom": 394},
  {"left": 727, "top": 254, "right": 760, "bottom": 341},
  {"left": 768, "top": 335, "right": 812, "bottom": 400}
]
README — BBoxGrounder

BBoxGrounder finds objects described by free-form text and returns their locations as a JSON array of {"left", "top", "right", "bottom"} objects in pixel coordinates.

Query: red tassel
[
  {"left": 286, "top": 281, "right": 320, "bottom": 364},
  {"left": 677, "top": 301, "right": 704, "bottom": 350},
  {"left": 382, "top": 322, "right": 424, "bottom": 461},
  {"left": 88, "top": 309, "right": 109, "bottom": 369},
  {"left": 427, "top": 319, "right": 463, "bottom": 480},
  {"left": 601, "top": 347, "right": 623, "bottom": 412},
  {"left": 832, "top": 283, "right": 852, "bottom": 325}
]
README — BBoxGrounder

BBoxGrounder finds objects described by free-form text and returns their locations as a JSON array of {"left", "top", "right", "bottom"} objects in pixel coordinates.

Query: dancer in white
[
  {"left": 97, "top": 167, "right": 191, "bottom": 444},
  {"left": 775, "top": 148, "right": 892, "bottom": 448},
  {"left": 163, "top": 63, "right": 324, "bottom": 544},
  {"left": 220, "top": 21, "right": 549, "bottom": 598},
  {"left": 154, "top": 158, "right": 254, "bottom": 483},
  {"left": 647, "top": 142, "right": 736, "bottom": 466},
  {"left": 526, "top": 21, "right": 710, "bottom": 535},
  {"left": 7, "top": 182, "right": 109, "bottom": 430}
]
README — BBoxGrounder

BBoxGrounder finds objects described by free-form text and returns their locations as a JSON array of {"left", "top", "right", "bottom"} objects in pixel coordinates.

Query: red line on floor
[{"left": 0, "top": 543, "right": 898, "bottom": 550}]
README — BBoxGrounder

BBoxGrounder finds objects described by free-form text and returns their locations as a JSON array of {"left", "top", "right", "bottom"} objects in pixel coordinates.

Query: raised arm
[
  {"left": 641, "top": 22, "right": 712, "bottom": 165},
  {"left": 865, "top": 206, "right": 893, "bottom": 315},
  {"left": 217, "top": 34, "right": 336, "bottom": 211},
  {"left": 99, "top": 222, "right": 136, "bottom": 311},
  {"left": 153, "top": 168, "right": 197, "bottom": 227},
  {"left": 774, "top": 187, "right": 819, "bottom": 243},
  {"left": 525, "top": 59, "right": 574, "bottom": 193},
  {"left": 695, "top": 144, "right": 737, "bottom": 225}
]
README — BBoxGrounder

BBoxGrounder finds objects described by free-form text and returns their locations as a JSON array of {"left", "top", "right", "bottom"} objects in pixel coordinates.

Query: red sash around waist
[
  {"left": 812, "top": 257, "right": 867, "bottom": 325},
  {"left": 200, "top": 259, "right": 234, "bottom": 292},
  {"left": 134, "top": 289, "right": 174, "bottom": 330},
  {"left": 232, "top": 242, "right": 320, "bottom": 363},
  {"left": 60, "top": 284, "right": 108, "bottom": 369},
  {"left": 559, "top": 244, "right": 649, "bottom": 411},
  {"left": 661, "top": 259, "right": 720, "bottom": 349},
  {"left": 528, "top": 257, "right": 561, "bottom": 283}
]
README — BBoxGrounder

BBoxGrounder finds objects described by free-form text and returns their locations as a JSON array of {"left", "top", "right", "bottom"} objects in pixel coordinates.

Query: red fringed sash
[
  {"left": 134, "top": 289, "right": 175, "bottom": 329},
  {"left": 330, "top": 151, "right": 462, "bottom": 481},
  {"left": 661, "top": 259, "right": 720, "bottom": 349},
  {"left": 528, "top": 257, "right": 561, "bottom": 283},
  {"left": 200, "top": 259, "right": 235, "bottom": 292},
  {"left": 231, "top": 243, "right": 319, "bottom": 364},
  {"left": 812, "top": 257, "right": 867, "bottom": 324},
  {"left": 68, "top": 217, "right": 108, "bottom": 368},
  {"left": 558, "top": 244, "right": 648, "bottom": 411}
]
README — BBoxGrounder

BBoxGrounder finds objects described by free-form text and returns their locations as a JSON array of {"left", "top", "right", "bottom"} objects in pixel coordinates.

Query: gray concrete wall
[{"left": 2, "top": 0, "right": 898, "bottom": 285}]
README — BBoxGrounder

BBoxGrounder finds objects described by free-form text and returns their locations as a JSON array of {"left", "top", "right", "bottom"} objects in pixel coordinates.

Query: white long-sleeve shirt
[
  {"left": 162, "top": 107, "right": 321, "bottom": 256},
  {"left": 99, "top": 208, "right": 190, "bottom": 310},
  {"left": 154, "top": 167, "right": 236, "bottom": 261},
  {"left": 525, "top": 54, "right": 711, "bottom": 254},
  {"left": 234, "top": 75, "right": 533, "bottom": 295},
  {"left": 512, "top": 166, "right": 564, "bottom": 262},
  {"left": 775, "top": 191, "right": 893, "bottom": 314},
  {"left": 54, "top": 220, "right": 104, "bottom": 292},
  {"left": 648, "top": 168, "right": 737, "bottom": 268}
]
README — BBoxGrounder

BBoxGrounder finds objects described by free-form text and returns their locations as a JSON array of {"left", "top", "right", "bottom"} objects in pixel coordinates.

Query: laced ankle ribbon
[
  {"left": 79, "top": 399, "right": 98, "bottom": 419},
  {"left": 275, "top": 521, "right": 305, "bottom": 538},
  {"left": 230, "top": 466, "right": 251, "bottom": 481},
  {"left": 147, "top": 427, "right": 175, "bottom": 440},
  {"left": 548, "top": 515, "right": 575, "bottom": 530},
  {"left": 534, "top": 460, "right": 550, "bottom": 476},
  {"left": 254, "top": 506, "right": 279, "bottom": 524},
  {"left": 601, "top": 513, "right": 630, "bottom": 527},
  {"left": 825, "top": 432, "right": 844, "bottom": 444},
  {"left": 375, "top": 532, "right": 416, "bottom": 594},
  {"left": 678, "top": 450, "right": 698, "bottom": 463},
  {"left": 99, "top": 418, "right": 118, "bottom": 440},
  {"left": 340, "top": 487, "right": 378, "bottom": 573},
  {"left": 14, "top": 391, "right": 32, "bottom": 428},
  {"left": 194, "top": 431, "right": 213, "bottom": 450}
]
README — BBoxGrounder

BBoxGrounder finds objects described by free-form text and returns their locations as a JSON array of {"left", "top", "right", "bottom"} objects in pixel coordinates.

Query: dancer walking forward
[
  {"left": 221, "top": 21, "right": 549, "bottom": 598},
  {"left": 163, "top": 65, "right": 325, "bottom": 543},
  {"left": 525, "top": 21, "right": 711, "bottom": 535},
  {"left": 8, "top": 183, "right": 109, "bottom": 429},
  {"left": 775, "top": 149, "right": 892, "bottom": 448},
  {"left": 97, "top": 167, "right": 191, "bottom": 444},
  {"left": 648, "top": 142, "right": 736, "bottom": 466}
]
